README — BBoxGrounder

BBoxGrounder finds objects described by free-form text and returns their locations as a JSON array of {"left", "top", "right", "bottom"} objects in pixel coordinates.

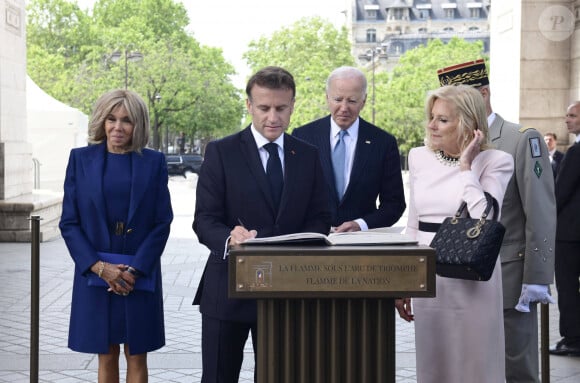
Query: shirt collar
[
  {"left": 487, "top": 112, "right": 496, "bottom": 127},
  {"left": 330, "top": 117, "right": 359, "bottom": 138},
  {"left": 250, "top": 124, "right": 285, "bottom": 150}
]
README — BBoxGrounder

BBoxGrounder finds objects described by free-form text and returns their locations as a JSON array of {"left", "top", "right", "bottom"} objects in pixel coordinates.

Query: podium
[{"left": 229, "top": 245, "right": 436, "bottom": 383}]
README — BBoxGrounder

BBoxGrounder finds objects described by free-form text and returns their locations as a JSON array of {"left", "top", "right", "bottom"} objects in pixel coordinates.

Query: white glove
[{"left": 514, "top": 284, "right": 556, "bottom": 313}]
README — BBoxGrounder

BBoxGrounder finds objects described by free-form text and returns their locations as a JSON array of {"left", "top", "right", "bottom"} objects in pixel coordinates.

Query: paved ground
[{"left": 1, "top": 174, "right": 579, "bottom": 382}]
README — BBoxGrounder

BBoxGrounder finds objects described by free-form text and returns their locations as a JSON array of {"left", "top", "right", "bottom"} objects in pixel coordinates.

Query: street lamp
[
  {"left": 110, "top": 49, "right": 143, "bottom": 89},
  {"left": 365, "top": 47, "right": 385, "bottom": 125}
]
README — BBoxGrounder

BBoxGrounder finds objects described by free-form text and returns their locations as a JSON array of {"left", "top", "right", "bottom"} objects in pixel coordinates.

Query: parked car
[{"left": 165, "top": 154, "right": 204, "bottom": 176}]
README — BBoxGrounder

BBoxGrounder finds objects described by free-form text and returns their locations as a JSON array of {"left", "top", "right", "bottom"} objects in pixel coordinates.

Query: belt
[{"left": 418, "top": 221, "right": 441, "bottom": 233}]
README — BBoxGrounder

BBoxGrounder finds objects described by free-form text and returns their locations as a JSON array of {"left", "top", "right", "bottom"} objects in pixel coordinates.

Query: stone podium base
[{"left": 0, "top": 190, "right": 62, "bottom": 242}]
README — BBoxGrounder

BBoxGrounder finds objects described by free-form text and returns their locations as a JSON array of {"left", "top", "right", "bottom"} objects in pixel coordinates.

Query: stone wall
[{"left": 490, "top": 0, "right": 580, "bottom": 148}]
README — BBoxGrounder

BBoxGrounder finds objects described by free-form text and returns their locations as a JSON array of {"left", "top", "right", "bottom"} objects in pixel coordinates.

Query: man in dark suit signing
[
  {"left": 292, "top": 66, "right": 406, "bottom": 232},
  {"left": 192, "top": 66, "right": 331, "bottom": 382},
  {"left": 551, "top": 100, "right": 580, "bottom": 356}
]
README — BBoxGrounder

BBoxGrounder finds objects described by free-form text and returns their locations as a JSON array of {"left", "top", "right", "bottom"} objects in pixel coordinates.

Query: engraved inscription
[{"left": 234, "top": 254, "right": 429, "bottom": 293}]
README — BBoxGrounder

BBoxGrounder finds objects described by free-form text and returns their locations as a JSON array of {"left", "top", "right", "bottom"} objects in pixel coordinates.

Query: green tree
[
  {"left": 376, "top": 38, "right": 487, "bottom": 156},
  {"left": 26, "top": 0, "right": 243, "bottom": 151},
  {"left": 243, "top": 16, "right": 354, "bottom": 128}
]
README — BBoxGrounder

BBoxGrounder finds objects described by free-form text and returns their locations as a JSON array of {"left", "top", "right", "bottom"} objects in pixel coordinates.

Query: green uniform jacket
[{"left": 490, "top": 114, "right": 556, "bottom": 308}]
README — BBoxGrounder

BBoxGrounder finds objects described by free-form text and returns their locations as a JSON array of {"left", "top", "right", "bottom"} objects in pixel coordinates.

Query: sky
[{"left": 75, "top": 0, "right": 350, "bottom": 86}]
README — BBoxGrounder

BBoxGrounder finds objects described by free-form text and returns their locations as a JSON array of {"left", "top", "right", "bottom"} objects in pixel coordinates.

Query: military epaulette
[{"left": 519, "top": 126, "right": 534, "bottom": 133}]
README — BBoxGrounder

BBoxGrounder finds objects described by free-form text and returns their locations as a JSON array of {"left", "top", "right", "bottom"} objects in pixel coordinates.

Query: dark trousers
[
  {"left": 201, "top": 314, "right": 257, "bottom": 383},
  {"left": 555, "top": 241, "right": 580, "bottom": 340}
]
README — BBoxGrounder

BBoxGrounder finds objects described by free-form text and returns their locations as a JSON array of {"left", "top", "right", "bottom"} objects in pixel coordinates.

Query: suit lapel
[
  {"left": 82, "top": 143, "right": 109, "bottom": 241},
  {"left": 127, "top": 151, "right": 151, "bottom": 225},
  {"left": 489, "top": 114, "right": 504, "bottom": 143},
  {"left": 239, "top": 127, "right": 277, "bottom": 214},
  {"left": 280, "top": 134, "right": 301, "bottom": 216},
  {"left": 345, "top": 119, "right": 372, "bottom": 200},
  {"left": 315, "top": 118, "right": 336, "bottom": 201}
]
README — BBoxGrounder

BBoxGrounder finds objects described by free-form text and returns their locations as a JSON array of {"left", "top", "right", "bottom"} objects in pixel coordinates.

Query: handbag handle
[
  {"left": 452, "top": 192, "right": 499, "bottom": 220},
  {"left": 451, "top": 192, "right": 500, "bottom": 239}
]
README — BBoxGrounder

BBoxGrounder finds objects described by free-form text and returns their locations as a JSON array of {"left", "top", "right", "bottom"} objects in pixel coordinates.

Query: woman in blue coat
[{"left": 59, "top": 89, "right": 173, "bottom": 382}]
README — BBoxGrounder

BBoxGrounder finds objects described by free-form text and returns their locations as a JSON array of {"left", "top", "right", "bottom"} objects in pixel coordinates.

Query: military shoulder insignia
[
  {"left": 534, "top": 161, "right": 543, "bottom": 178},
  {"left": 529, "top": 137, "right": 542, "bottom": 158},
  {"left": 519, "top": 126, "right": 533, "bottom": 133}
]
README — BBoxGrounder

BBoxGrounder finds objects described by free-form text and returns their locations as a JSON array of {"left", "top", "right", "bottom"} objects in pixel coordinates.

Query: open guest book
[{"left": 241, "top": 228, "right": 417, "bottom": 246}]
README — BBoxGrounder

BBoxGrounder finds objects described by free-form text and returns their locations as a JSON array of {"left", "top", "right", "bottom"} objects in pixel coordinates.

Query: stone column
[
  {"left": 0, "top": 0, "right": 31, "bottom": 199},
  {"left": 570, "top": 0, "right": 580, "bottom": 99},
  {"left": 489, "top": 0, "right": 580, "bottom": 146},
  {"left": 0, "top": 0, "right": 62, "bottom": 242}
]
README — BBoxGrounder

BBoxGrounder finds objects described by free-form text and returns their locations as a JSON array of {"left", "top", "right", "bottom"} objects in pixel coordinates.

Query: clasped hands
[{"left": 94, "top": 262, "right": 136, "bottom": 296}]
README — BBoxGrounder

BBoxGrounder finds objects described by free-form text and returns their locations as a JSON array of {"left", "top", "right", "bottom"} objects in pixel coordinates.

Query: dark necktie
[
  {"left": 264, "top": 143, "right": 283, "bottom": 210},
  {"left": 332, "top": 130, "right": 348, "bottom": 199}
]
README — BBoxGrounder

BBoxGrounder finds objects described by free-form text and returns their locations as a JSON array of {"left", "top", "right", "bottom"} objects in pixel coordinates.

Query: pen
[{"left": 237, "top": 218, "right": 246, "bottom": 228}]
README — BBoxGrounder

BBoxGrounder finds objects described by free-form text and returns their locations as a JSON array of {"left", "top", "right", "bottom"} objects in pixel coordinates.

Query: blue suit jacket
[
  {"left": 193, "top": 127, "right": 331, "bottom": 322},
  {"left": 292, "top": 116, "right": 406, "bottom": 228},
  {"left": 59, "top": 142, "right": 173, "bottom": 354}
]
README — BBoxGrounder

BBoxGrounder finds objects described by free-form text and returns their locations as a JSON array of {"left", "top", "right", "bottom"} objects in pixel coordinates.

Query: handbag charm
[{"left": 430, "top": 192, "right": 506, "bottom": 281}]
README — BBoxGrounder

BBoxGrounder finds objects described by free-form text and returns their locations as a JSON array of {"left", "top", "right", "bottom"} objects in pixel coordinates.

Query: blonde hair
[
  {"left": 424, "top": 84, "right": 492, "bottom": 153},
  {"left": 88, "top": 89, "right": 150, "bottom": 152}
]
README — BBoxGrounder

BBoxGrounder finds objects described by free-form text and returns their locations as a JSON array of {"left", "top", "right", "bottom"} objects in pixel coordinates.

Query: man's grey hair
[{"left": 326, "top": 66, "right": 368, "bottom": 95}]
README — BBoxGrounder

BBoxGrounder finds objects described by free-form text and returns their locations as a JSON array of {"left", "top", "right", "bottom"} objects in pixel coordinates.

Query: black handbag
[{"left": 429, "top": 192, "right": 505, "bottom": 281}]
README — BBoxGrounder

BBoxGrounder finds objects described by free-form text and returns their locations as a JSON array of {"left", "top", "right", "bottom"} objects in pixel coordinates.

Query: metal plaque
[{"left": 229, "top": 246, "right": 435, "bottom": 298}]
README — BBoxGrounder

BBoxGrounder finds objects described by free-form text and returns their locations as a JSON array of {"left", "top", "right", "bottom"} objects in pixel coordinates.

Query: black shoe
[{"left": 549, "top": 338, "right": 580, "bottom": 356}]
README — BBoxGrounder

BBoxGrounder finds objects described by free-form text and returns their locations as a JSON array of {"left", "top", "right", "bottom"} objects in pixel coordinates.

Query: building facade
[
  {"left": 348, "top": 0, "right": 491, "bottom": 70},
  {"left": 348, "top": 0, "right": 580, "bottom": 147}
]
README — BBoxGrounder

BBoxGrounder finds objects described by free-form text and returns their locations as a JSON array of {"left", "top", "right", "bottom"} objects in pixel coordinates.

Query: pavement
[{"left": 1, "top": 174, "right": 580, "bottom": 382}]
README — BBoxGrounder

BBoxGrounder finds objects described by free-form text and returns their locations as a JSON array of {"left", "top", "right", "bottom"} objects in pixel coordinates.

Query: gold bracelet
[{"left": 97, "top": 261, "right": 105, "bottom": 278}]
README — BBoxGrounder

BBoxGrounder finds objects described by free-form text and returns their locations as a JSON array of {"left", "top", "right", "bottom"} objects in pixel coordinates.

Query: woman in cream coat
[{"left": 395, "top": 85, "right": 513, "bottom": 382}]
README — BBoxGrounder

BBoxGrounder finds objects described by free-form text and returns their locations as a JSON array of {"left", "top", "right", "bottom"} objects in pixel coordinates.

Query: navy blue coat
[
  {"left": 59, "top": 143, "right": 173, "bottom": 354},
  {"left": 292, "top": 116, "right": 406, "bottom": 228},
  {"left": 193, "top": 127, "right": 331, "bottom": 323}
]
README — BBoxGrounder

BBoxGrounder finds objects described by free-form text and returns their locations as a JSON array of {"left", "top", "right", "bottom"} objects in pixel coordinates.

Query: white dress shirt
[{"left": 251, "top": 124, "right": 285, "bottom": 174}]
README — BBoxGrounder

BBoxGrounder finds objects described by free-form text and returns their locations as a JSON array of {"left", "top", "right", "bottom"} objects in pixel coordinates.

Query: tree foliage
[
  {"left": 27, "top": 0, "right": 243, "bottom": 151},
  {"left": 27, "top": 2, "right": 487, "bottom": 156},
  {"left": 243, "top": 17, "right": 354, "bottom": 128},
  {"left": 376, "top": 38, "right": 487, "bottom": 155}
]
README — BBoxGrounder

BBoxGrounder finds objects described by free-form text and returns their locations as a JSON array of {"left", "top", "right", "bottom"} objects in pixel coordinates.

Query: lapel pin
[
  {"left": 365, "top": 140, "right": 371, "bottom": 144},
  {"left": 291, "top": 150, "right": 296, "bottom": 155}
]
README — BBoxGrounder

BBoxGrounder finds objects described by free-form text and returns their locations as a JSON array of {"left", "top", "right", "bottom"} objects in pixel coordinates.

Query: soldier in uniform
[{"left": 437, "top": 60, "right": 556, "bottom": 383}]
